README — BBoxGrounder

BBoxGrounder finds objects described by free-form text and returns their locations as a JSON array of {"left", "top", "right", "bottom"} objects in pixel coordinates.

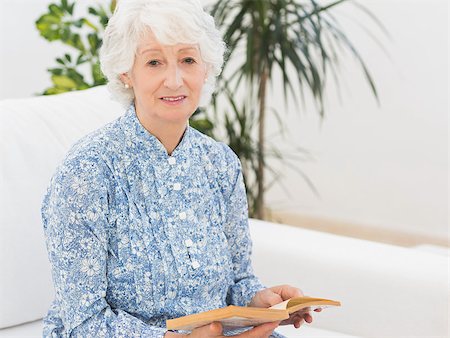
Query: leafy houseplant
[
  {"left": 210, "top": 0, "right": 381, "bottom": 218},
  {"left": 36, "top": 0, "right": 383, "bottom": 218},
  {"left": 35, "top": 0, "right": 115, "bottom": 94}
]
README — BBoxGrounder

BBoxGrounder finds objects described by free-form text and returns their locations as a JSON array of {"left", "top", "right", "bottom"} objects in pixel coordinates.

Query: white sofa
[{"left": 0, "top": 87, "right": 448, "bottom": 337}]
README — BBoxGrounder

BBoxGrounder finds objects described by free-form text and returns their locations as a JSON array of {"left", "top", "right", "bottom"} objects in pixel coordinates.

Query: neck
[{"left": 135, "top": 108, "right": 187, "bottom": 156}]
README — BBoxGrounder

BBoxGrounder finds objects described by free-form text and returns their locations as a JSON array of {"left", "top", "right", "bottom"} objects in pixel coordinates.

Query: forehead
[{"left": 137, "top": 31, "right": 200, "bottom": 55}]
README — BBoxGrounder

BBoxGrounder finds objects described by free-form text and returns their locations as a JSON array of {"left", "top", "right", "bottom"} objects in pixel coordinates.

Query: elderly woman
[{"left": 41, "top": 0, "right": 315, "bottom": 337}]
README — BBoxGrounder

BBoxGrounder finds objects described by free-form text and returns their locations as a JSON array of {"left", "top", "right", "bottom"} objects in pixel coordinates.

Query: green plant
[
  {"left": 36, "top": 0, "right": 115, "bottom": 94},
  {"left": 210, "top": 0, "right": 383, "bottom": 218},
  {"left": 218, "top": 87, "right": 316, "bottom": 216}
]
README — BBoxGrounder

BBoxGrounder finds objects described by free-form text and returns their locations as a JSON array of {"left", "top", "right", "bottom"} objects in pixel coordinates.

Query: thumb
[
  {"left": 266, "top": 291, "right": 284, "bottom": 306},
  {"left": 190, "top": 321, "right": 223, "bottom": 337},
  {"left": 208, "top": 322, "right": 223, "bottom": 335}
]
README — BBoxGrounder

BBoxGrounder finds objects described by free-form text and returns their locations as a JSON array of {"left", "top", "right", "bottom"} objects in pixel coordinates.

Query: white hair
[{"left": 99, "top": 0, "right": 225, "bottom": 107}]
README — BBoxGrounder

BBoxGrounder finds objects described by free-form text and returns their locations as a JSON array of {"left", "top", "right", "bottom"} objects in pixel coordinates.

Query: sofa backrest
[{"left": 0, "top": 87, "right": 122, "bottom": 328}]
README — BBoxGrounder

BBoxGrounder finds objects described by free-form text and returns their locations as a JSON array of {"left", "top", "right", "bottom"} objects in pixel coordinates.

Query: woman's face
[{"left": 122, "top": 31, "right": 207, "bottom": 125}]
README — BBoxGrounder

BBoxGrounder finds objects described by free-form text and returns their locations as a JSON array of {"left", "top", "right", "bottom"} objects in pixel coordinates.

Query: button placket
[
  {"left": 168, "top": 156, "right": 176, "bottom": 165},
  {"left": 165, "top": 153, "right": 201, "bottom": 272},
  {"left": 184, "top": 238, "right": 200, "bottom": 270}
]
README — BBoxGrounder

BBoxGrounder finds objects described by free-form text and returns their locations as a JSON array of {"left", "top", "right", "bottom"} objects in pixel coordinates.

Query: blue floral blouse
[{"left": 41, "top": 105, "right": 270, "bottom": 337}]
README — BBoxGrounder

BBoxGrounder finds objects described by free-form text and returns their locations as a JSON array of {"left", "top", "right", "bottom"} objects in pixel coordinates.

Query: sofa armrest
[
  {"left": 249, "top": 219, "right": 449, "bottom": 338},
  {"left": 0, "top": 86, "right": 122, "bottom": 328}
]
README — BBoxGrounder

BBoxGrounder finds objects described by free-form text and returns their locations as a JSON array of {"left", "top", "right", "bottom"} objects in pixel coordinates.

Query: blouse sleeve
[
  {"left": 221, "top": 146, "right": 266, "bottom": 307},
  {"left": 41, "top": 152, "right": 167, "bottom": 338}
]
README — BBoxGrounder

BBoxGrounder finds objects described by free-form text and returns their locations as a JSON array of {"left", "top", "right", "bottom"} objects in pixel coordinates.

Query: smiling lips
[{"left": 160, "top": 95, "right": 187, "bottom": 105}]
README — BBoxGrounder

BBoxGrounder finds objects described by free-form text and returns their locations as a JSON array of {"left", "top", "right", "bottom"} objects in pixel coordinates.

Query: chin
[
  {"left": 159, "top": 106, "right": 195, "bottom": 120},
  {"left": 160, "top": 112, "right": 192, "bottom": 124}
]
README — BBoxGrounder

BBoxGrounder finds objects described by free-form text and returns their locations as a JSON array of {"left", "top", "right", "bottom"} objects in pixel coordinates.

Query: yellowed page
[
  {"left": 268, "top": 299, "right": 290, "bottom": 310},
  {"left": 269, "top": 297, "right": 341, "bottom": 313}
]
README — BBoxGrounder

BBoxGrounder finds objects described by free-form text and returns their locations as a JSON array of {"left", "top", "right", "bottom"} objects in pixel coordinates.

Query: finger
[
  {"left": 269, "top": 285, "right": 304, "bottom": 300},
  {"left": 314, "top": 307, "right": 322, "bottom": 312},
  {"left": 265, "top": 291, "right": 284, "bottom": 306},
  {"left": 303, "top": 312, "right": 313, "bottom": 324},
  {"left": 190, "top": 321, "right": 223, "bottom": 337},
  {"left": 238, "top": 321, "right": 280, "bottom": 337},
  {"left": 282, "top": 285, "right": 304, "bottom": 299},
  {"left": 294, "top": 315, "right": 304, "bottom": 329},
  {"left": 289, "top": 308, "right": 310, "bottom": 318},
  {"left": 209, "top": 322, "right": 223, "bottom": 335}
]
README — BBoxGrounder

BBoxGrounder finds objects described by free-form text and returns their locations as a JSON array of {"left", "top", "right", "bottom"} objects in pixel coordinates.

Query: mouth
[{"left": 159, "top": 95, "right": 187, "bottom": 105}]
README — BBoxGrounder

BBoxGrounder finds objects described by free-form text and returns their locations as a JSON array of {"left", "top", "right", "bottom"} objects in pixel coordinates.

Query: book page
[
  {"left": 268, "top": 299, "right": 290, "bottom": 310},
  {"left": 220, "top": 316, "right": 282, "bottom": 329},
  {"left": 269, "top": 297, "right": 341, "bottom": 313},
  {"left": 167, "top": 306, "right": 289, "bottom": 331},
  {"left": 167, "top": 297, "right": 341, "bottom": 331},
  {"left": 170, "top": 314, "right": 288, "bottom": 331},
  {"left": 286, "top": 298, "right": 341, "bottom": 314}
]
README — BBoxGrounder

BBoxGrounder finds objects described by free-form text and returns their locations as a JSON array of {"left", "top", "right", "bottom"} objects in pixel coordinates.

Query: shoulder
[
  {"left": 189, "top": 128, "right": 242, "bottom": 197},
  {"left": 51, "top": 115, "right": 126, "bottom": 190},
  {"left": 189, "top": 127, "right": 240, "bottom": 169},
  {"left": 68, "top": 116, "right": 124, "bottom": 164}
]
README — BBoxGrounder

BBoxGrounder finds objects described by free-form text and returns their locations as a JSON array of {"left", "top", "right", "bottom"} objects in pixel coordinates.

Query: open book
[{"left": 166, "top": 296, "right": 341, "bottom": 331}]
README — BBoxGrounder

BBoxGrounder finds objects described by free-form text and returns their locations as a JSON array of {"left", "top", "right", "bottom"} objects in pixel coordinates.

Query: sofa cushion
[
  {"left": 0, "top": 319, "right": 360, "bottom": 338},
  {"left": 250, "top": 219, "right": 449, "bottom": 338},
  {"left": 0, "top": 87, "right": 123, "bottom": 328}
]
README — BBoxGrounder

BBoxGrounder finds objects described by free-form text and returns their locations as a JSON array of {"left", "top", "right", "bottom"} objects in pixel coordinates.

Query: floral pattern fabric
[{"left": 41, "top": 104, "right": 275, "bottom": 337}]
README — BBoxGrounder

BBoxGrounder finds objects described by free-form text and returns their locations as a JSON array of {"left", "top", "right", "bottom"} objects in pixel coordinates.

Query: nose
[{"left": 164, "top": 64, "right": 183, "bottom": 90}]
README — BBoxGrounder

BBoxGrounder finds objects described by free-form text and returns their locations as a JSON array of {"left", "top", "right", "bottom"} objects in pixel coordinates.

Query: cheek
[
  {"left": 131, "top": 68, "right": 160, "bottom": 92},
  {"left": 194, "top": 82, "right": 205, "bottom": 96},
  {"left": 190, "top": 75, "right": 206, "bottom": 96},
  {"left": 135, "top": 81, "right": 161, "bottom": 100},
  {"left": 187, "top": 66, "right": 207, "bottom": 90}
]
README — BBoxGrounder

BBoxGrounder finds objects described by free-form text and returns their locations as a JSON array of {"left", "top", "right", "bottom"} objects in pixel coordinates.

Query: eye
[
  {"left": 183, "top": 57, "right": 197, "bottom": 65},
  {"left": 147, "top": 60, "right": 161, "bottom": 67}
]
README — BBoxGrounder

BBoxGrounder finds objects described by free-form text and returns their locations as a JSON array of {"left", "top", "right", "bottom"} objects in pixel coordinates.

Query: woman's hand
[
  {"left": 165, "top": 321, "right": 280, "bottom": 337},
  {"left": 248, "top": 285, "right": 321, "bottom": 329},
  {"left": 187, "top": 321, "right": 280, "bottom": 337},
  {"left": 278, "top": 307, "right": 322, "bottom": 328}
]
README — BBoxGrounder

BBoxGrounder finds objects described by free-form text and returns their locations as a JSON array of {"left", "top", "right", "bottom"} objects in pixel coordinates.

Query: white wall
[
  {"left": 0, "top": 0, "right": 95, "bottom": 99},
  {"left": 0, "top": 0, "right": 59, "bottom": 99},
  {"left": 0, "top": 0, "right": 447, "bottom": 240},
  {"left": 265, "top": 0, "right": 448, "bottom": 240}
]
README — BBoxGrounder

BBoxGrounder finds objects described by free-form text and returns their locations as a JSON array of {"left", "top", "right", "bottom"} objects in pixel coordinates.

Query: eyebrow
[{"left": 139, "top": 47, "right": 198, "bottom": 55}]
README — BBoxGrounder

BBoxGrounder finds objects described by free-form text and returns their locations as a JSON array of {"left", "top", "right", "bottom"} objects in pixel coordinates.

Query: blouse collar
[{"left": 123, "top": 103, "right": 192, "bottom": 159}]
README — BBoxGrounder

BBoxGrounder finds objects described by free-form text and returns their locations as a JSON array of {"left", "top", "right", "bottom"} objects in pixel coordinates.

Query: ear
[
  {"left": 120, "top": 73, "right": 131, "bottom": 86},
  {"left": 203, "top": 64, "right": 211, "bottom": 83}
]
